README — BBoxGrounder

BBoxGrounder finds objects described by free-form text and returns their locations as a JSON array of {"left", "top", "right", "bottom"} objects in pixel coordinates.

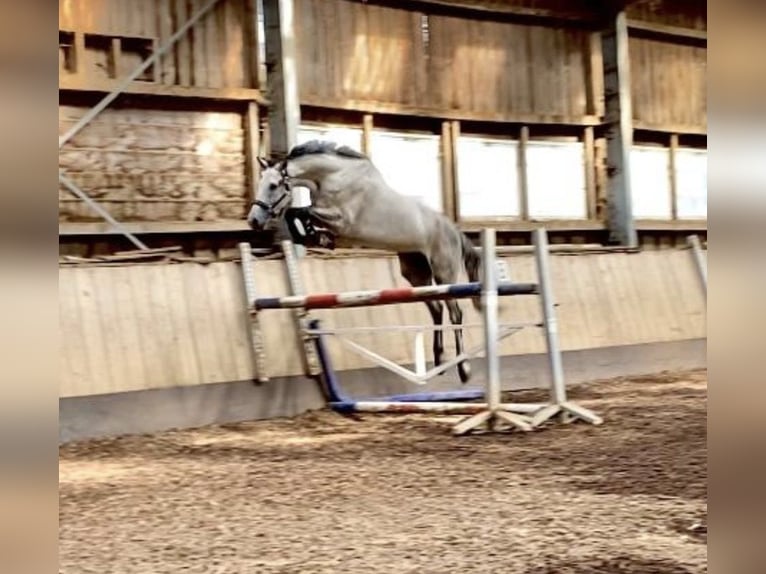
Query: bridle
[{"left": 253, "top": 162, "right": 291, "bottom": 218}]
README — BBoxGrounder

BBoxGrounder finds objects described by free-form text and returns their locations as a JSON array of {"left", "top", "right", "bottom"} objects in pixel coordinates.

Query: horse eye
[{"left": 269, "top": 183, "right": 278, "bottom": 190}]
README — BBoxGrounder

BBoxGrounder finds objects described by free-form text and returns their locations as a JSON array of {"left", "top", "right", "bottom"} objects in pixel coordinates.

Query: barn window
[
  {"left": 525, "top": 140, "right": 588, "bottom": 219},
  {"left": 630, "top": 145, "right": 672, "bottom": 219},
  {"left": 675, "top": 148, "right": 707, "bottom": 219},
  {"left": 456, "top": 136, "right": 520, "bottom": 219},
  {"left": 368, "top": 130, "right": 443, "bottom": 212},
  {"left": 297, "top": 124, "right": 364, "bottom": 152}
]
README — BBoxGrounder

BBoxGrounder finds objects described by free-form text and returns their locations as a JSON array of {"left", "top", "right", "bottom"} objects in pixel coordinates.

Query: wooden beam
[
  {"left": 627, "top": 19, "right": 707, "bottom": 44},
  {"left": 517, "top": 125, "right": 529, "bottom": 221},
  {"left": 601, "top": 10, "right": 637, "bottom": 247},
  {"left": 262, "top": 0, "right": 301, "bottom": 158},
  {"left": 59, "top": 79, "right": 268, "bottom": 104},
  {"left": 245, "top": 101, "right": 261, "bottom": 201},
  {"left": 633, "top": 121, "right": 707, "bottom": 136},
  {"left": 362, "top": 114, "right": 374, "bottom": 155},
  {"left": 634, "top": 220, "right": 706, "bottom": 231},
  {"left": 357, "top": 0, "right": 597, "bottom": 26},
  {"left": 583, "top": 126, "right": 597, "bottom": 220},
  {"left": 669, "top": 133, "right": 679, "bottom": 220},
  {"left": 585, "top": 32, "right": 604, "bottom": 117},
  {"left": 459, "top": 219, "right": 606, "bottom": 233},
  {"left": 443, "top": 121, "right": 458, "bottom": 221},
  {"left": 73, "top": 31, "right": 86, "bottom": 80},
  {"left": 301, "top": 96, "right": 601, "bottom": 127},
  {"left": 109, "top": 38, "right": 121, "bottom": 79},
  {"left": 59, "top": 221, "right": 253, "bottom": 235}
]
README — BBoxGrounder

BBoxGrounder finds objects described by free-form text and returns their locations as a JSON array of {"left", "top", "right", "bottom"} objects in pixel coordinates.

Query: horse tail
[{"left": 460, "top": 232, "right": 482, "bottom": 311}]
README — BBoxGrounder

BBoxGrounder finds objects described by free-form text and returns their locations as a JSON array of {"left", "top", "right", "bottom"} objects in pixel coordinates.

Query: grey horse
[{"left": 247, "top": 140, "right": 482, "bottom": 383}]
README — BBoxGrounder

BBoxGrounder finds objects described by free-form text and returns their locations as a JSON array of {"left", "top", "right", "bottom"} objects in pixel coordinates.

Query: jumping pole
[{"left": 239, "top": 227, "right": 603, "bottom": 435}]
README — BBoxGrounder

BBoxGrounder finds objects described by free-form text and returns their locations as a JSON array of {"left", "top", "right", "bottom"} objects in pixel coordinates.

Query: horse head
[{"left": 247, "top": 158, "right": 292, "bottom": 231}]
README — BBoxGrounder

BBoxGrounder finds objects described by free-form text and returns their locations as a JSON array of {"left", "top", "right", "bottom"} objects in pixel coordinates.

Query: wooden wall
[
  {"left": 626, "top": 0, "right": 707, "bottom": 30},
  {"left": 59, "top": 106, "right": 248, "bottom": 224},
  {"left": 295, "top": 0, "right": 593, "bottom": 122},
  {"left": 59, "top": 0, "right": 257, "bottom": 90},
  {"left": 60, "top": 249, "right": 706, "bottom": 398}
]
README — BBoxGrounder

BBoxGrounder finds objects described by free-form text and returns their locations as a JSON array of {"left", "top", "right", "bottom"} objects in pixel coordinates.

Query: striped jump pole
[{"left": 254, "top": 281, "right": 539, "bottom": 311}]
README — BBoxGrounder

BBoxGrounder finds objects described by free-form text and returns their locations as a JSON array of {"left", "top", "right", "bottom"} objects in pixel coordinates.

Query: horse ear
[{"left": 257, "top": 157, "right": 270, "bottom": 170}]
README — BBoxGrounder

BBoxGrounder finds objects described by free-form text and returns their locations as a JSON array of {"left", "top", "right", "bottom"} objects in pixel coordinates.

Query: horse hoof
[{"left": 458, "top": 361, "right": 471, "bottom": 383}]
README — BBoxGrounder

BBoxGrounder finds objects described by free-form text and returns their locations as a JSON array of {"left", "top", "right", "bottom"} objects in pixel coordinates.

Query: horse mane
[{"left": 286, "top": 140, "right": 368, "bottom": 162}]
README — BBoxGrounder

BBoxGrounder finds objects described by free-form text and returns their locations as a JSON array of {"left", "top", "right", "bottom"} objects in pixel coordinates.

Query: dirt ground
[{"left": 60, "top": 369, "right": 707, "bottom": 574}]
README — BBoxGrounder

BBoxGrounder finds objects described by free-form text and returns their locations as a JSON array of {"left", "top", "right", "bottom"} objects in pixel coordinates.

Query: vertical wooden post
[
  {"left": 601, "top": 9, "right": 637, "bottom": 247},
  {"left": 362, "top": 114, "right": 374, "bottom": 155},
  {"left": 669, "top": 133, "right": 679, "bottom": 220},
  {"left": 584, "top": 126, "right": 597, "bottom": 220},
  {"left": 244, "top": 101, "right": 261, "bottom": 201},
  {"left": 74, "top": 31, "right": 86, "bottom": 81},
  {"left": 518, "top": 125, "right": 530, "bottom": 220},
  {"left": 262, "top": 0, "right": 300, "bottom": 159},
  {"left": 441, "top": 121, "right": 457, "bottom": 221},
  {"left": 109, "top": 38, "right": 121, "bottom": 79}
]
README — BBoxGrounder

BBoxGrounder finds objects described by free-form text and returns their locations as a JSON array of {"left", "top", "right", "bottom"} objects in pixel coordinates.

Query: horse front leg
[
  {"left": 446, "top": 300, "right": 471, "bottom": 383},
  {"left": 306, "top": 206, "right": 345, "bottom": 249}
]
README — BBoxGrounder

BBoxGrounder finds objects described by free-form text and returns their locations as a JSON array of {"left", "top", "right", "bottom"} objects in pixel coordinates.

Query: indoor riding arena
[{"left": 59, "top": 1, "right": 707, "bottom": 572}]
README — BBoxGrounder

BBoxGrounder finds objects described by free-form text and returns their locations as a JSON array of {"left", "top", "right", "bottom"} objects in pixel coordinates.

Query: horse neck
[{"left": 286, "top": 154, "right": 352, "bottom": 184}]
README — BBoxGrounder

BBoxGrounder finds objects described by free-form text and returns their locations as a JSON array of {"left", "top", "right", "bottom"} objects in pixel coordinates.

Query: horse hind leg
[
  {"left": 398, "top": 253, "right": 444, "bottom": 370},
  {"left": 430, "top": 250, "right": 472, "bottom": 383},
  {"left": 445, "top": 300, "right": 470, "bottom": 383}
]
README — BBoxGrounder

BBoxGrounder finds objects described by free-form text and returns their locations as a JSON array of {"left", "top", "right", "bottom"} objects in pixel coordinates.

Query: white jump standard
[{"left": 240, "top": 228, "right": 603, "bottom": 435}]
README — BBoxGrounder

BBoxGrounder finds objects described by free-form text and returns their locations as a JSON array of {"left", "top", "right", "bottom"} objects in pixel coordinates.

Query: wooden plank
[
  {"left": 73, "top": 31, "right": 87, "bottom": 81},
  {"left": 627, "top": 18, "right": 707, "bottom": 43},
  {"left": 524, "top": 26, "right": 537, "bottom": 114},
  {"left": 517, "top": 125, "right": 529, "bottom": 220},
  {"left": 181, "top": 263, "right": 225, "bottom": 383},
  {"left": 163, "top": 263, "right": 203, "bottom": 385},
  {"left": 59, "top": 78, "right": 267, "bottom": 102},
  {"left": 362, "top": 114, "right": 373, "bottom": 155},
  {"left": 299, "top": 95, "right": 600, "bottom": 126},
  {"left": 60, "top": 0, "right": 76, "bottom": 30},
  {"left": 137, "top": 264, "right": 182, "bottom": 386},
  {"left": 60, "top": 221, "right": 252, "bottom": 236},
  {"left": 174, "top": 0, "right": 192, "bottom": 86},
  {"left": 221, "top": 261, "right": 258, "bottom": 380},
  {"left": 411, "top": 12, "right": 427, "bottom": 106},
  {"left": 669, "top": 133, "right": 679, "bottom": 221},
  {"left": 442, "top": 120, "right": 456, "bottom": 221},
  {"left": 88, "top": 267, "right": 128, "bottom": 394},
  {"left": 156, "top": 0, "right": 175, "bottom": 85},
  {"left": 125, "top": 265, "right": 168, "bottom": 390},
  {"left": 207, "top": 0, "right": 225, "bottom": 88},
  {"left": 203, "top": 262, "right": 241, "bottom": 381},
  {"left": 586, "top": 31, "right": 603, "bottom": 117},
  {"left": 59, "top": 270, "right": 91, "bottom": 397},
  {"left": 218, "top": 0, "right": 243, "bottom": 88},
  {"left": 244, "top": 100, "right": 261, "bottom": 201},
  {"left": 191, "top": 0, "right": 208, "bottom": 87},
  {"left": 242, "top": 0, "right": 260, "bottom": 89},
  {"left": 583, "top": 126, "right": 596, "bottom": 220},
  {"left": 112, "top": 266, "right": 151, "bottom": 390},
  {"left": 365, "top": 0, "right": 597, "bottom": 25}
]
